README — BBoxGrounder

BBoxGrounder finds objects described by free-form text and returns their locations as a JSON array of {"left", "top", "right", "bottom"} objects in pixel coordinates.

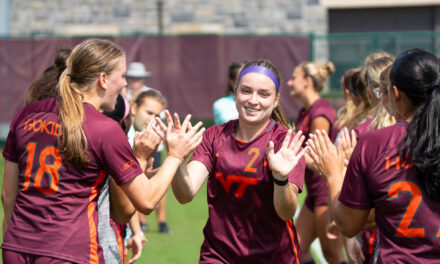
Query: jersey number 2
[
  {"left": 388, "top": 180, "right": 440, "bottom": 239},
  {"left": 24, "top": 142, "right": 62, "bottom": 195}
]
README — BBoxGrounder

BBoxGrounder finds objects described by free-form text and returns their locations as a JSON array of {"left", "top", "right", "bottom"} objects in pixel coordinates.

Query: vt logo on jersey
[
  {"left": 215, "top": 148, "right": 263, "bottom": 198},
  {"left": 215, "top": 172, "right": 258, "bottom": 198}
]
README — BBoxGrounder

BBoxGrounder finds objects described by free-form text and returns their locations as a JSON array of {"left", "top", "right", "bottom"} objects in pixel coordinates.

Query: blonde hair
[
  {"left": 366, "top": 57, "right": 394, "bottom": 88},
  {"left": 370, "top": 65, "right": 396, "bottom": 130},
  {"left": 336, "top": 68, "right": 359, "bottom": 128},
  {"left": 58, "top": 39, "right": 125, "bottom": 168},
  {"left": 360, "top": 51, "right": 393, "bottom": 87},
  {"left": 298, "top": 61, "right": 335, "bottom": 92}
]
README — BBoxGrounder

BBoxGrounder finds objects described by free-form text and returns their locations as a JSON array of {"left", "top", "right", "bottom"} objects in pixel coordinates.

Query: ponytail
[
  {"left": 272, "top": 104, "right": 290, "bottom": 129},
  {"left": 392, "top": 49, "right": 440, "bottom": 201},
  {"left": 56, "top": 38, "right": 124, "bottom": 169},
  {"left": 58, "top": 71, "right": 89, "bottom": 168}
]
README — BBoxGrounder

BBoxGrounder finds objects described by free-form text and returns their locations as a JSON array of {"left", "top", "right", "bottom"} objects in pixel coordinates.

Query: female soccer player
[
  {"left": 308, "top": 49, "right": 440, "bottom": 263},
  {"left": 159, "top": 60, "right": 306, "bottom": 263},
  {"left": 287, "top": 61, "right": 345, "bottom": 263},
  {"left": 2, "top": 38, "right": 204, "bottom": 263}
]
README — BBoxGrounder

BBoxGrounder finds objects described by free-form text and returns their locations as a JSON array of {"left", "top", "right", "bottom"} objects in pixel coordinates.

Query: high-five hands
[
  {"left": 154, "top": 110, "right": 205, "bottom": 161},
  {"left": 133, "top": 119, "right": 163, "bottom": 161},
  {"left": 268, "top": 129, "right": 306, "bottom": 181},
  {"left": 306, "top": 129, "right": 345, "bottom": 181}
]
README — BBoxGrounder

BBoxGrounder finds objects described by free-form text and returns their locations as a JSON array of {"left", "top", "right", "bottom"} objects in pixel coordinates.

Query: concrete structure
[{"left": 7, "top": 0, "right": 327, "bottom": 36}]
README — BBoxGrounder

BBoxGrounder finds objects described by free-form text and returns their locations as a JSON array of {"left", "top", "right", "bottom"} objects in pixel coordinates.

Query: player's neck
[
  {"left": 300, "top": 91, "right": 320, "bottom": 110},
  {"left": 235, "top": 119, "right": 271, "bottom": 142}
]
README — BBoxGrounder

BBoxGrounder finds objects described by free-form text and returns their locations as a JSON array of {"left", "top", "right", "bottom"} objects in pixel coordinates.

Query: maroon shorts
[
  {"left": 2, "top": 249, "right": 75, "bottom": 264},
  {"left": 304, "top": 170, "right": 329, "bottom": 212}
]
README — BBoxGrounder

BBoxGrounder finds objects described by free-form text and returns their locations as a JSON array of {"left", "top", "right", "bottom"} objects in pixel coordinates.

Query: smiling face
[
  {"left": 131, "top": 97, "right": 164, "bottom": 132},
  {"left": 287, "top": 66, "right": 308, "bottom": 98},
  {"left": 100, "top": 56, "right": 127, "bottom": 112},
  {"left": 235, "top": 72, "right": 279, "bottom": 127}
]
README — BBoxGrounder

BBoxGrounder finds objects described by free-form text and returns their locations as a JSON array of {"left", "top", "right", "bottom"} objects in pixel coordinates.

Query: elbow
[
  {"left": 335, "top": 218, "right": 360, "bottom": 238},
  {"left": 111, "top": 206, "right": 136, "bottom": 225},
  {"left": 136, "top": 202, "right": 157, "bottom": 215},
  {"left": 177, "top": 195, "right": 193, "bottom": 205}
]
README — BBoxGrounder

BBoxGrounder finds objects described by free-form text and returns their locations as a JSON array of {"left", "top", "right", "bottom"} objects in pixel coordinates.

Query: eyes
[{"left": 239, "top": 87, "right": 272, "bottom": 98}]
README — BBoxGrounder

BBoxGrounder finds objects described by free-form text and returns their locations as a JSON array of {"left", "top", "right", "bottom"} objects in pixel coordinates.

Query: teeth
[{"left": 246, "top": 107, "right": 258, "bottom": 113}]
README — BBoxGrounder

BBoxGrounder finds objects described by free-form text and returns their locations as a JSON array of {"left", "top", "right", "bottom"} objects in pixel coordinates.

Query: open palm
[{"left": 268, "top": 130, "right": 306, "bottom": 179}]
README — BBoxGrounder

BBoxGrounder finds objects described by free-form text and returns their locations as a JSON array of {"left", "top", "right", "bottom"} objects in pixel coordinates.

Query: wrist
[
  {"left": 273, "top": 174, "right": 289, "bottom": 186},
  {"left": 167, "top": 152, "right": 184, "bottom": 162}
]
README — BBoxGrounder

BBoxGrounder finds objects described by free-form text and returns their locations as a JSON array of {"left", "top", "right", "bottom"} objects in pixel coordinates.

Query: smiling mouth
[{"left": 245, "top": 106, "right": 259, "bottom": 113}]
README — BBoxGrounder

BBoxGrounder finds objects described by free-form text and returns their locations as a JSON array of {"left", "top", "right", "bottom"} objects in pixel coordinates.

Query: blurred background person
[
  {"left": 213, "top": 61, "right": 247, "bottom": 125},
  {"left": 123, "top": 62, "right": 153, "bottom": 102}
]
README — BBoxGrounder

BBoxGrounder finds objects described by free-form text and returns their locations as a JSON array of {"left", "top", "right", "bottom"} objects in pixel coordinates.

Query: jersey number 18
[{"left": 23, "top": 141, "right": 62, "bottom": 195}]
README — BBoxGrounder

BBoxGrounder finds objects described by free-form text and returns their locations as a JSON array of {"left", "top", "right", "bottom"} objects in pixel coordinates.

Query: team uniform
[
  {"left": 340, "top": 123, "right": 440, "bottom": 263},
  {"left": 353, "top": 118, "right": 373, "bottom": 140},
  {"left": 351, "top": 117, "right": 378, "bottom": 263},
  {"left": 191, "top": 119, "right": 305, "bottom": 263},
  {"left": 2, "top": 98, "right": 143, "bottom": 264},
  {"left": 295, "top": 98, "right": 335, "bottom": 211}
]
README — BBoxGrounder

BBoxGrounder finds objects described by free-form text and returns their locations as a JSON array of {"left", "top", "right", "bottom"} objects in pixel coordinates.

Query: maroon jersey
[
  {"left": 295, "top": 98, "right": 335, "bottom": 210},
  {"left": 2, "top": 98, "right": 142, "bottom": 264},
  {"left": 191, "top": 119, "right": 305, "bottom": 263},
  {"left": 353, "top": 118, "right": 373, "bottom": 140},
  {"left": 340, "top": 123, "right": 440, "bottom": 263}
]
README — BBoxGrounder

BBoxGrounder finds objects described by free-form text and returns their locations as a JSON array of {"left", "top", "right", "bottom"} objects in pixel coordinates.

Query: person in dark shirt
[
  {"left": 2, "top": 38, "right": 204, "bottom": 264},
  {"left": 158, "top": 60, "right": 306, "bottom": 263},
  {"left": 287, "top": 61, "right": 345, "bottom": 263},
  {"left": 308, "top": 49, "right": 440, "bottom": 263}
]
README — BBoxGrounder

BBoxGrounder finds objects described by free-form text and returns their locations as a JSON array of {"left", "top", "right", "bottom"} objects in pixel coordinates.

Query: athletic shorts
[
  {"left": 304, "top": 170, "right": 329, "bottom": 212},
  {"left": 2, "top": 249, "right": 75, "bottom": 264}
]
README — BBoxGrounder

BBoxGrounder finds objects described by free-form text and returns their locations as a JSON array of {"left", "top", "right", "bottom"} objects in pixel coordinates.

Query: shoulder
[
  {"left": 83, "top": 105, "right": 125, "bottom": 143},
  {"left": 205, "top": 120, "right": 235, "bottom": 139},
  {"left": 356, "top": 124, "right": 406, "bottom": 158},
  {"left": 309, "top": 99, "right": 335, "bottom": 121},
  {"left": 12, "top": 98, "right": 58, "bottom": 126}
]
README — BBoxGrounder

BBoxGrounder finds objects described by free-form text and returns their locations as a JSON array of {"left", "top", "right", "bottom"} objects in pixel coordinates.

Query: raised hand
[
  {"left": 133, "top": 120, "right": 162, "bottom": 161},
  {"left": 154, "top": 110, "right": 205, "bottom": 161},
  {"left": 267, "top": 129, "right": 306, "bottom": 180},
  {"left": 340, "top": 127, "right": 357, "bottom": 161},
  {"left": 306, "top": 129, "right": 345, "bottom": 180}
]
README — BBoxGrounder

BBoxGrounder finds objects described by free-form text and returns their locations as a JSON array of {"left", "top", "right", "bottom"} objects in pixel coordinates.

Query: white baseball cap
[{"left": 126, "top": 62, "right": 151, "bottom": 78}]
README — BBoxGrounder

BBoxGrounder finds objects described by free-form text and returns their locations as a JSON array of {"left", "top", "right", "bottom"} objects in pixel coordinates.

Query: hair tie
[
  {"left": 237, "top": 65, "right": 280, "bottom": 92},
  {"left": 67, "top": 73, "right": 76, "bottom": 82}
]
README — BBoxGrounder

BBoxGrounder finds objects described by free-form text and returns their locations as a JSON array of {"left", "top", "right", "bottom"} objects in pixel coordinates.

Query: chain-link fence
[{"left": 311, "top": 31, "right": 440, "bottom": 94}]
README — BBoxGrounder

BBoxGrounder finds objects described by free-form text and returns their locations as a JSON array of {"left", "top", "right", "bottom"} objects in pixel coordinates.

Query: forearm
[
  {"left": 109, "top": 178, "right": 135, "bottom": 224},
  {"left": 171, "top": 162, "right": 196, "bottom": 204},
  {"left": 140, "top": 156, "right": 182, "bottom": 214},
  {"left": 273, "top": 183, "right": 298, "bottom": 221},
  {"left": 129, "top": 212, "right": 142, "bottom": 236},
  {"left": 328, "top": 174, "right": 353, "bottom": 236}
]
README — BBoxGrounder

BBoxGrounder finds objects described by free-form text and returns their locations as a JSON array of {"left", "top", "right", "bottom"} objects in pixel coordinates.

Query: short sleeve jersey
[
  {"left": 191, "top": 119, "right": 305, "bottom": 263},
  {"left": 2, "top": 98, "right": 143, "bottom": 264},
  {"left": 339, "top": 123, "right": 440, "bottom": 263},
  {"left": 353, "top": 118, "right": 373, "bottom": 140},
  {"left": 295, "top": 98, "right": 335, "bottom": 201}
]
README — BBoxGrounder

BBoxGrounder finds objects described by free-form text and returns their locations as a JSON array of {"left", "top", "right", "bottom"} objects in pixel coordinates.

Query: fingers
[
  {"left": 174, "top": 113, "right": 182, "bottom": 130},
  {"left": 188, "top": 121, "right": 203, "bottom": 137},
  {"left": 164, "top": 110, "right": 173, "bottom": 127},
  {"left": 322, "top": 129, "right": 334, "bottom": 152},
  {"left": 351, "top": 129, "right": 357, "bottom": 146},
  {"left": 155, "top": 116, "right": 167, "bottom": 133},
  {"left": 180, "top": 114, "right": 191, "bottom": 133},
  {"left": 267, "top": 141, "right": 275, "bottom": 158},
  {"left": 281, "top": 129, "right": 293, "bottom": 149},
  {"left": 315, "top": 129, "right": 328, "bottom": 153},
  {"left": 128, "top": 249, "right": 141, "bottom": 264}
]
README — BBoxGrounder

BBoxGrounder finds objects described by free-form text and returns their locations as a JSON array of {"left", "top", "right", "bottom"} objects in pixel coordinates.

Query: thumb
[{"left": 268, "top": 141, "right": 275, "bottom": 157}]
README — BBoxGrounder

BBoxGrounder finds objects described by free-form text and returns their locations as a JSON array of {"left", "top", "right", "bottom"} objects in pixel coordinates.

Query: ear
[
  {"left": 130, "top": 103, "right": 138, "bottom": 115},
  {"left": 305, "top": 75, "right": 313, "bottom": 88},
  {"left": 392, "top": 85, "right": 400, "bottom": 101},
  {"left": 99, "top": 72, "right": 108, "bottom": 90},
  {"left": 274, "top": 92, "right": 280, "bottom": 108}
]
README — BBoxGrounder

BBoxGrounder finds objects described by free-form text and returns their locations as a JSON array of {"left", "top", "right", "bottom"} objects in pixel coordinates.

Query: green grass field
[{"left": 0, "top": 152, "right": 313, "bottom": 264}]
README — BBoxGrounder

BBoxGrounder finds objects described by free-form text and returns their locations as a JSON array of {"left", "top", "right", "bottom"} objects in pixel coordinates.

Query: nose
[
  {"left": 248, "top": 92, "right": 258, "bottom": 104},
  {"left": 287, "top": 79, "right": 293, "bottom": 87}
]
